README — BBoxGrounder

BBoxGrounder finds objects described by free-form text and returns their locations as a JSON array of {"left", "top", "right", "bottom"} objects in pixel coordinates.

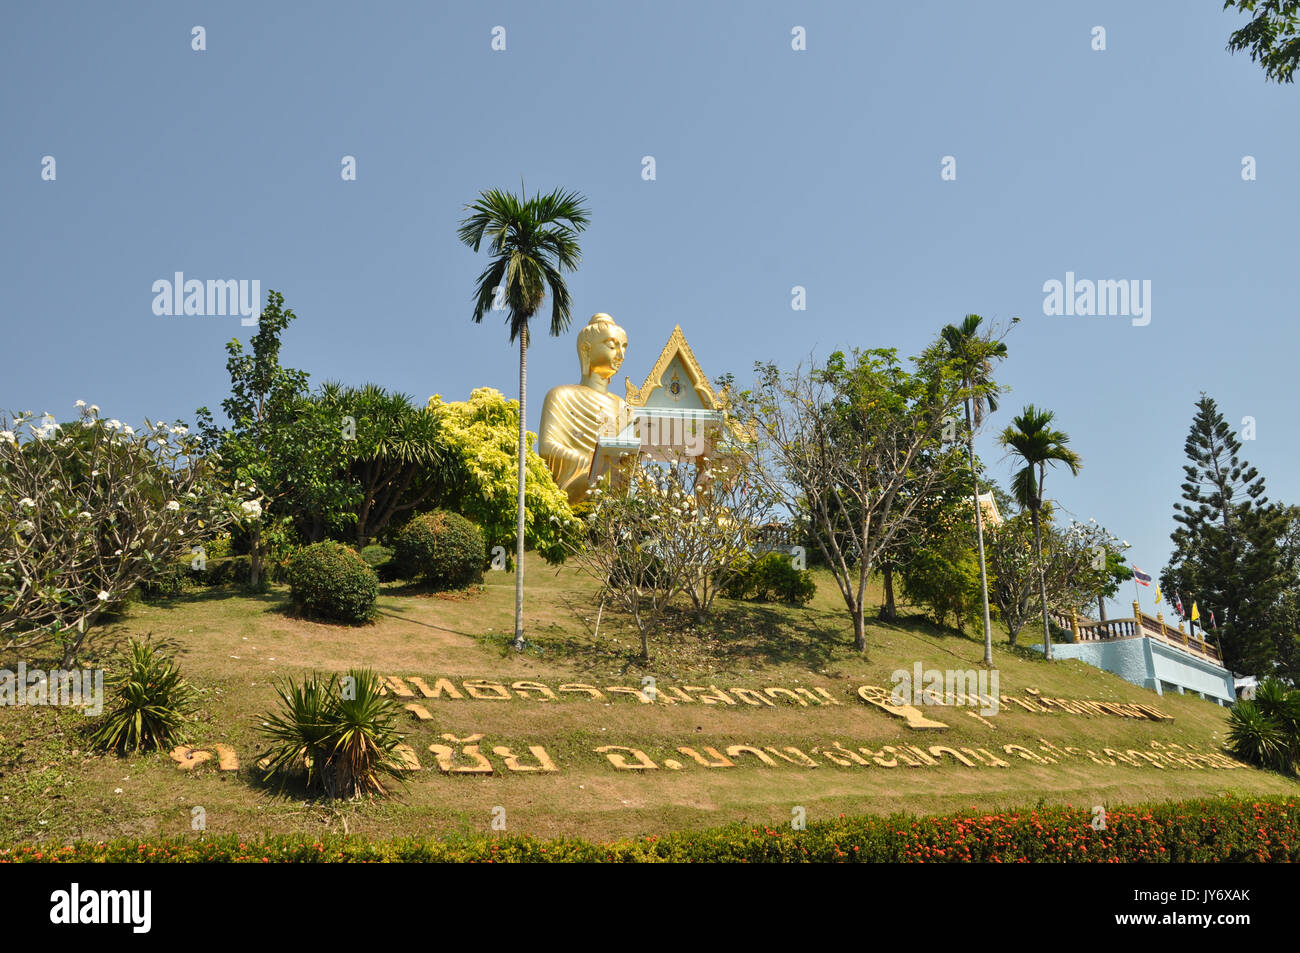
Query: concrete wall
[{"left": 1040, "top": 637, "right": 1235, "bottom": 704}]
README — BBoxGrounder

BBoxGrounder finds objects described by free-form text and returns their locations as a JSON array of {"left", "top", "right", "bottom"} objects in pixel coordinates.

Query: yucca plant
[
  {"left": 89, "top": 639, "right": 197, "bottom": 754},
  {"left": 258, "top": 673, "right": 338, "bottom": 794},
  {"left": 258, "top": 669, "right": 408, "bottom": 800},
  {"left": 1226, "top": 700, "right": 1291, "bottom": 773},
  {"left": 1253, "top": 677, "right": 1300, "bottom": 773}
]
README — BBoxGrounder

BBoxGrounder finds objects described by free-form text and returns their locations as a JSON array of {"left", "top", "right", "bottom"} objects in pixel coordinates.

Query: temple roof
[{"left": 624, "top": 325, "right": 723, "bottom": 410}]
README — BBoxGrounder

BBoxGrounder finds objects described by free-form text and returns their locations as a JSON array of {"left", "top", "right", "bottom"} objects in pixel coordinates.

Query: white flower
[
  {"left": 79, "top": 512, "right": 92, "bottom": 520},
  {"left": 165, "top": 501, "right": 180, "bottom": 511},
  {"left": 89, "top": 404, "right": 99, "bottom": 415},
  {"left": 120, "top": 425, "right": 134, "bottom": 436},
  {"left": 18, "top": 498, "right": 35, "bottom": 508},
  {"left": 105, "top": 419, "right": 121, "bottom": 430},
  {"left": 240, "top": 500, "right": 263, "bottom": 520},
  {"left": 0, "top": 431, "right": 14, "bottom": 444},
  {"left": 170, "top": 425, "right": 188, "bottom": 436},
  {"left": 74, "top": 400, "right": 86, "bottom": 408},
  {"left": 97, "top": 590, "right": 110, "bottom": 601},
  {"left": 17, "top": 520, "right": 34, "bottom": 534}
]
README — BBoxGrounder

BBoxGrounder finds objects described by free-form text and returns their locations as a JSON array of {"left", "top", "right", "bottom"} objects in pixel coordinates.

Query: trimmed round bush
[
  {"left": 287, "top": 542, "right": 378, "bottom": 624},
  {"left": 392, "top": 511, "right": 485, "bottom": 589}
]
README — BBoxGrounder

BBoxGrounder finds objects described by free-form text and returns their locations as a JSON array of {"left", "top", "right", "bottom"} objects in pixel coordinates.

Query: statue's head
[{"left": 577, "top": 313, "right": 627, "bottom": 380}]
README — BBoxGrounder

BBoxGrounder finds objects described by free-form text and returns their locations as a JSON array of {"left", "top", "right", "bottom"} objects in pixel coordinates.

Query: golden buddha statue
[{"left": 538, "top": 313, "right": 629, "bottom": 505}]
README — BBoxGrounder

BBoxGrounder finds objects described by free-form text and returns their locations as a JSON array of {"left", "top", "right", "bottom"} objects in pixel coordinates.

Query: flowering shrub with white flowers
[
  {"left": 565, "top": 452, "right": 776, "bottom": 660},
  {"left": 1, "top": 403, "right": 251, "bottom": 664}
]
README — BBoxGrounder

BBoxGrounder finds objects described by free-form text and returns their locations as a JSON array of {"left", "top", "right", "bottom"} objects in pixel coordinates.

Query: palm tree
[
  {"left": 940, "top": 315, "right": 1007, "bottom": 667},
  {"left": 458, "top": 186, "right": 590, "bottom": 650},
  {"left": 999, "top": 406, "right": 1081, "bottom": 660}
]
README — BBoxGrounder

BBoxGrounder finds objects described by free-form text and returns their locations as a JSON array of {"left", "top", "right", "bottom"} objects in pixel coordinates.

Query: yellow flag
[
  {"left": 1191, "top": 602, "right": 1200, "bottom": 622},
  {"left": 1154, "top": 585, "right": 1162, "bottom": 605}
]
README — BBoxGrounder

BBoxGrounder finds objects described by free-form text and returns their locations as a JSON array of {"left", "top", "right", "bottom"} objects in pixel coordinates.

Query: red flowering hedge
[{"left": 2, "top": 796, "right": 1296, "bottom": 863}]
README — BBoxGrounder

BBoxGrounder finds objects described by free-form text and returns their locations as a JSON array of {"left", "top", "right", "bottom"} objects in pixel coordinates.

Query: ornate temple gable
[{"left": 624, "top": 325, "right": 722, "bottom": 411}]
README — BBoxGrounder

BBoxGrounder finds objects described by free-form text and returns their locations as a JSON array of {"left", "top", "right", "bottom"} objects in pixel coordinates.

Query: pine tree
[{"left": 1160, "top": 394, "right": 1289, "bottom": 676}]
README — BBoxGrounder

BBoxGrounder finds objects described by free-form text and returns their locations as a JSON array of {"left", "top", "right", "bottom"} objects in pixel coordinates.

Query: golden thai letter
[
  {"left": 510, "top": 681, "right": 557, "bottom": 702},
  {"left": 1085, "top": 749, "right": 1116, "bottom": 765},
  {"left": 169, "top": 746, "right": 212, "bottom": 770},
  {"left": 1047, "top": 698, "right": 1084, "bottom": 714},
  {"left": 765, "top": 687, "right": 808, "bottom": 707},
  {"left": 658, "top": 686, "right": 695, "bottom": 704},
  {"left": 812, "top": 687, "right": 842, "bottom": 705},
  {"left": 902, "top": 744, "right": 940, "bottom": 765},
  {"left": 393, "top": 744, "right": 422, "bottom": 771},
  {"left": 999, "top": 695, "right": 1041, "bottom": 713},
  {"left": 1102, "top": 748, "right": 1141, "bottom": 766},
  {"left": 861, "top": 746, "right": 899, "bottom": 767},
  {"left": 683, "top": 685, "right": 736, "bottom": 705},
  {"left": 764, "top": 746, "right": 819, "bottom": 767},
  {"left": 856, "top": 685, "right": 950, "bottom": 730},
  {"left": 595, "top": 745, "right": 658, "bottom": 770},
  {"left": 381, "top": 676, "right": 416, "bottom": 698},
  {"left": 462, "top": 679, "right": 511, "bottom": 700},
  {"left": 428, "top": 734, "right": 493, "bottom": 774},
  {"left": 214, "top": 744, "right": 239, "bottom": 771},
  {"left": 725, "top": 745, "right": 778, "bottom": 766},
  {"left": 1037, "top": 739, "right": 1069, "bottom": 760},
  {"left": 677, "top": 746, "right": 735, "bottom": 768},
  {"left": 409, "top": 677, "right": 463, "bottom": 700},
  {"left": 966, "top": 747, "right": 1010, "bottom": 767},
  {"left": 729, "top": 688, "right": 774, "bottom": 707},
  {"left": 403, "top": 703, "right": 433, "bottom": 721},
  {"left": 492, "top": 746, "right": 559, "bottom": 772},
  {"left": 812, "top": 743, "right": 870, "bottom": 767},
  {"left": 558, "top": 683, "right": 606, "bottom": 700},
  {"left": 794, "top": 688, "right": 825, "bottom": 705},
  {"left": 928, "top": 746, "right": 978, "bottom": 767},
  {"left": 882, "top": 745, "right": 925, "bottom": 767},
  {"left": 1128, "top": 750, "right": 1166, "bottom": 769},
  {"left": 606, "top": 686, "right": 654, "bottom": 703},
  {"left": 1003, "top": 744, "right": 1049, "bottom": 764},
  {"left": 1131, "top": 703, "right": 1174, "bottom": 721}
]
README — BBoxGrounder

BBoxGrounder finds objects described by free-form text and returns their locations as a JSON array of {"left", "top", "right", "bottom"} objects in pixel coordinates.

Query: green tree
[
  {"left": 457, "top": 187, "right": 590, "bottom": 650},
  {"left": 1224, "top": 0, "right": 1300, "bottom": 83},
  {"left": 196, "top": 291, "right": 355, "bottom": 584},
  {"left": 427, "top": 388, "right": 581, "bottom": 566},
  {"left": 998, "top": 406, "right": 1081, "bottom": 660},
  {"left": 739, "top": 340, "right": 967, "bottom": 652},
  {"left": 939, "top": 314, "right": 1009, "bottom": 665},
  {"left": 986, "top": 503, "right": 1128, "bottom": 645},
  {"left": 1159, "top": 395, "right": 1290, "bottom": 675},
  {"left": 316, "top": 383, "right": 454, "bottom": 546}
]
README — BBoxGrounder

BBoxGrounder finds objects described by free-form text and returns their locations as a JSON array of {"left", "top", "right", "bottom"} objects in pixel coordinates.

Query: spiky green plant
[
  {"left": 258, "top": 673, "right": 338, "bottom": 793},
  {"left": 89, "top": 639, "right": 197, "bottom": 754},
  {"left": 1253, "top": 676, "right": 1300, "bottom": 772},
  {"left": 1226, "top": 700, "right": 1292, "bottom": 774},
  {"left": 258, "top": 669, "right": 407, "bottom": 800}
]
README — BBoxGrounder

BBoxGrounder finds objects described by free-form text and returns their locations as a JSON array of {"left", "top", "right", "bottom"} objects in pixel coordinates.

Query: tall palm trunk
[
  {"left": 966, "top": 397, "right": 993, "bottom": 666},
  {"left": 1031, "top": 500, "right": 1051, "bottom": 660},
  {"left": 514, "top": 325, "right": 528, "bottom": 650}
]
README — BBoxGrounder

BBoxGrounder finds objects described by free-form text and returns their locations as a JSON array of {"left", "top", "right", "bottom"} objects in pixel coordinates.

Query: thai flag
[{"left": 1132, "top": 565, "right": 1152, "bottom": 587}]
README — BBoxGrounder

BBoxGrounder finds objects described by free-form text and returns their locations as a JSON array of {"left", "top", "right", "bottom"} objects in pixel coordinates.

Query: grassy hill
[{"left": 2, "top": 554, "right": 1296, "bottom": 845}]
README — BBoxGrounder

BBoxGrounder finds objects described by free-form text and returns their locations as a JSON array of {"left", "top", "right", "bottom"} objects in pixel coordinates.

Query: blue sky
[{"left": 3, "top": 1, "right": 1296, "bottom": 616}]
